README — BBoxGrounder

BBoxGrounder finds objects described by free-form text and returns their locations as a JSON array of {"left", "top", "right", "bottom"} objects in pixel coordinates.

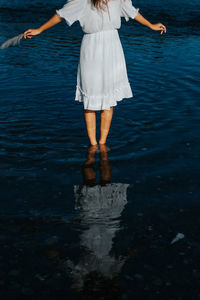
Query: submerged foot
[{"left": 99, "top": 143, "right": 110, "bottom": 154}]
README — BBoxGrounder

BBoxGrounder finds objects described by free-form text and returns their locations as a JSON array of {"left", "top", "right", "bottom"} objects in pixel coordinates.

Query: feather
[
  {"left": 170, "top": 233, "right": 185, "bottom": 245},
  {"left": 0, "top": 33, "right": 24, "bottom": 49}
]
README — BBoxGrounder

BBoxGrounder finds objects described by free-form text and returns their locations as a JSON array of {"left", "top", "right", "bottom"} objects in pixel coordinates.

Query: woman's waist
[{"left": 83, "top": 29, "right": 118, "bottom": 36}]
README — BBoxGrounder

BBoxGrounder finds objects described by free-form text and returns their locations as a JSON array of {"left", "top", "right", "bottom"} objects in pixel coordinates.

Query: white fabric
[{"left": 56, "top": 0, "right": 139, "bottom": 110}]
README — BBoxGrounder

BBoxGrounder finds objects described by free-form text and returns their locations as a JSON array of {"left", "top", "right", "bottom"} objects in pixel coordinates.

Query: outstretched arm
[
  {"left": 24, "top": 13, "right": 63, "bottom": 39},
  {"left": 134, "top": 12, "right": 167, "bottom": 34}
]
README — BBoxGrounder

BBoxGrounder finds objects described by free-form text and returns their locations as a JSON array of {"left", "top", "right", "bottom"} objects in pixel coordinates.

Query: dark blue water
[{"left": 0, "top": 0, "right": 200, "bottom": 299}]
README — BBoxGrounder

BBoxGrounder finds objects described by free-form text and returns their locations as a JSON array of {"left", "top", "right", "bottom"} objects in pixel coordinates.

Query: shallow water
[{"left": 0, "top": 0, "right": 200, "bottom": 299}]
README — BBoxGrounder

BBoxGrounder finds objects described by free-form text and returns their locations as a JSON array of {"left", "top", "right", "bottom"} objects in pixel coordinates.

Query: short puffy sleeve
[
  {"left": 121, "top": 0, "right": 139, "bottom": 22},
  {"left": 56, "top": 0, "right": 86, "bottom": 26}
]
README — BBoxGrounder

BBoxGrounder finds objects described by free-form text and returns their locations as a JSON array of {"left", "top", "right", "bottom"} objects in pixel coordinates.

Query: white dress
[{"left": 56, "top": 0, "right": 139, "bottom": 111}]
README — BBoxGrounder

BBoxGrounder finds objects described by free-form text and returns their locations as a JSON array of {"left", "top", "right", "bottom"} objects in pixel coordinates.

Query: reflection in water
[{"left": 66, "top": 145, "right": 130, "bottom": 296}]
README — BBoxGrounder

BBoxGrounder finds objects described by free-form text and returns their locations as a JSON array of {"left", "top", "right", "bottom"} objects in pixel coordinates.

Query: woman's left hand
[{"left": 151, "top": 23, "right": 167, "bottom": 34}]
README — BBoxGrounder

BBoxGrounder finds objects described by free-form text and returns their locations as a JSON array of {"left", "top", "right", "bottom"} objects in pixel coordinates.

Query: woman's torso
[{"left": 80, "top": 0, "right": 122, "bottom": 33}]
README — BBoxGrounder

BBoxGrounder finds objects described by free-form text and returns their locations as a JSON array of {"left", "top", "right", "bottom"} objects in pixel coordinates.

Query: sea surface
[{"left": 0, "top": 0, "right": 200, "bottom": 299}]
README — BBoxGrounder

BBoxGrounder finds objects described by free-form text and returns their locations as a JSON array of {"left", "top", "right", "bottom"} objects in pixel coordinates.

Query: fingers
[
  {"left": 152, "top": 23, "right": 167, "bottom": 34},
  {"left": 160, "top": 23, "right": 167, "bottom": 34},
  {"left": 24, "top": 33, "right": 33, "bottom": 39},
  {"left": 24, "top": 29, "right": 33, "bottom": 39}
]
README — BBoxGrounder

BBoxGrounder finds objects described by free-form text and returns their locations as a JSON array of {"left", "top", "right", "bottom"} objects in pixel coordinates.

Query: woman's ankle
[
  {"left": 90, "top": 141, "right": 98, "bottom": 146},
  {"left": 99, "top": 140, "right": 106, "bottom": 145}
]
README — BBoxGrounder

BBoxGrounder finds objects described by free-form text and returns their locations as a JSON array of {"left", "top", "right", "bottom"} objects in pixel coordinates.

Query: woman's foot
[
  {"left": 90, "top": 142, "right": 98, "bottom": 146},
  {"left": 99, "top": 136, "right": 108, "bottom": 145},
  {"left": 99, "top": 143, "right": 110, "bottom": 154}
]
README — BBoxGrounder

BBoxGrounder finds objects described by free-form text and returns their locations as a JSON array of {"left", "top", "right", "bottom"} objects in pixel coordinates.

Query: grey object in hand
[{"left": 0, "top": 33, "right": 24, "bottom": 49}]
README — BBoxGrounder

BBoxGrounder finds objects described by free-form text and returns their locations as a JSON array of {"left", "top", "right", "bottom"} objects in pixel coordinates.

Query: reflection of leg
[
  {"left": 82, "top": 144, "right": 98, "bottom": 166},
  {"left": 99, "top": 107, "right": 113, "bottom": 145},
  {"left": 99, "top": 144, "right": 112, "bottom": 185},
  {"left": 83, "top": 109, "right": 97, "bottom": 146},
  {"left": 82, "top": 165, "right": 96, "bottom": 186},
  {"left": 82, "top": 144, "right": 97, "bottom": 186}
]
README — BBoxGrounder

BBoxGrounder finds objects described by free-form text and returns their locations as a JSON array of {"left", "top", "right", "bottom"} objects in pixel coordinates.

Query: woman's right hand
[
  {"left": 150, "top": 23, "right": 167, "bottom": 34},
  {"left": 24, "top": 28, "right": 41, "bottom": 39}
]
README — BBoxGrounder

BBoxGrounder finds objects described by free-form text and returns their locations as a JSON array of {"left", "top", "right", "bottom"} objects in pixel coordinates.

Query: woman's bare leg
[
  {"left": 83, "top": 109, "right": 97, "bottom": 146},
  {"left": 99, "top": 107, "right": 113, "bottom": 145}
]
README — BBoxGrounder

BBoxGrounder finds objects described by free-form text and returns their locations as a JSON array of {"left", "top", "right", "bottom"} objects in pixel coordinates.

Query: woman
[{"left": 24, "top": 0, "right": 166, "bottom": 146}]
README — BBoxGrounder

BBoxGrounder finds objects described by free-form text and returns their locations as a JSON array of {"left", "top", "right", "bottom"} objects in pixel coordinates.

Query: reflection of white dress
[
  {"left": 66, "top": 183, "right": 129, "bottom": 289},
  {"left": 56, "top": 0, "right": 139, "bottom": 111}
]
